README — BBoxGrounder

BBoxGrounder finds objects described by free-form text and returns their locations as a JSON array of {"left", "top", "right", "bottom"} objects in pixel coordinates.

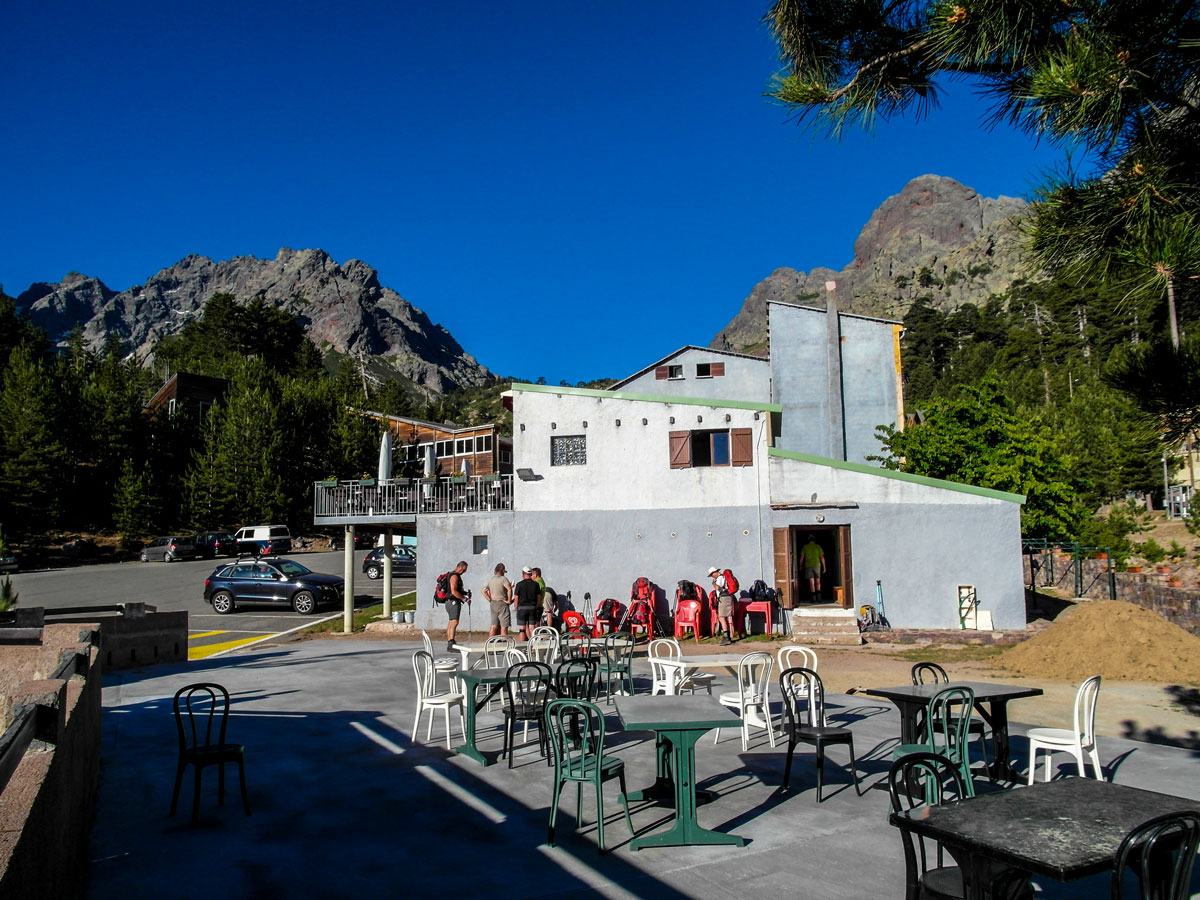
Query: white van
[{"left": 234, "top": 524, "right": 292, "bottom": 556}]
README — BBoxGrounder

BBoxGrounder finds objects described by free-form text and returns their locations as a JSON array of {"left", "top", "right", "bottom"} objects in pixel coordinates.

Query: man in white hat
[{"left": 708, "top": 566, "right": 738, "bottom": 645}]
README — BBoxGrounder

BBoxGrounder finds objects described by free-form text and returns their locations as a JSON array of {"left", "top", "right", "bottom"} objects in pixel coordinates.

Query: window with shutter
[
  {"left": 655, "top": 366, "right": 669, "bottom": 380},
  {"left": 710, "top": 362, "right": 725, "bottom": 377}
]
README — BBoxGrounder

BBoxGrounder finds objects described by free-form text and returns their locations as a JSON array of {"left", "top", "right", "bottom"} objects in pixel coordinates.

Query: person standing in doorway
[
  {"left": 801, "top": 535, "right": 826, "bottom": 601},
  {"left": 445, "top": 560, "right": 469, "bottom": 650},
  {"left": 708, "top": 566, "right": 739, "bottom": 645},
  {"left": 483, "top": 562, "right": 513, "bottom": 637},
  {"left": 512, "top": 566, "right": 541, "bottom": 640}
]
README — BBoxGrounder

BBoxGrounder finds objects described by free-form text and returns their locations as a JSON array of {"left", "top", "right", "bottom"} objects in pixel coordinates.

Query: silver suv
[{"left": 140, "top": 535, "right": 197, "bottom": 562}]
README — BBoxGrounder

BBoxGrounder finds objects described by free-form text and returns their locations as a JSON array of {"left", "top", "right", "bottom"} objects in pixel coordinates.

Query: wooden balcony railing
[{"left": 313, "top": 474, "right": 514, "bottom": 523}]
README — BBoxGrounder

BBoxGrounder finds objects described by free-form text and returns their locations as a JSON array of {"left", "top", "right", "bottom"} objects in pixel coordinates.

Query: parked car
[
  {"left": 329, "top": 529, "right": 380, "bottom": 551},
  {"left": 203, "top": 557, "right": 345, "bottom": 615},
  {"left": 140, "top": 535, "right": 198, "bottom": 563},
  {"left": 362, "top": 545, "right": 416, "bottom": 579},
  {"left": 233, "top": 524, "right": 292, "bottom": 556},
  {"left": 194, "top": 531, "right": 236, "bottom": 559}
]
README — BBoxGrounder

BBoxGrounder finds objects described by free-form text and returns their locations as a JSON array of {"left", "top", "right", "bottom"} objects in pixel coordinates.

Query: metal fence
[{"left": 313, "top": 474, "right": 514, "bottom": 520}]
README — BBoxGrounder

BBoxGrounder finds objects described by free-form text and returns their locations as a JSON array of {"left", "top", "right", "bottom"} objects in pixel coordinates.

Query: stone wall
[
  {"left": 0, "top": 625, "right": 102, "bottom": 900},
  {"left": 1075, "top": 561, "right": 1200, "bottom": 637}
]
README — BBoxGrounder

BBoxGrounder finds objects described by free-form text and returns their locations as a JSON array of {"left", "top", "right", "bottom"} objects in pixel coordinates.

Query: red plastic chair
[
  {"left": 593, "top": 600, "right": 623, "bottom": 637},
  {"left": 674, "top": 599, "right": 706, "bottom": 642},
  {"left": 707, "top": 589, "right": 722, "bottom": 635},
  {"left": 562, "top": 610, "right": 586, "bottom": 632}
]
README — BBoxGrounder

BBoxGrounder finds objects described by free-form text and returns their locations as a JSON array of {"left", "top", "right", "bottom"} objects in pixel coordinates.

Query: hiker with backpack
[
  {"left": 437, "top": 561, "right": 470, "bottom": 650},
  {"left": 708, "top": 565, "right": 740, "bottom": 645}
]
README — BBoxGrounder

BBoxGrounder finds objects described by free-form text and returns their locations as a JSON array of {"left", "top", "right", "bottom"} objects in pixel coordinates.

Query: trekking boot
[
  {"left": 720, "top": 634, "right": 732, "bottom": 646},
  {"left": 447, "top": 640, "right": 455, "bottom": 651}
]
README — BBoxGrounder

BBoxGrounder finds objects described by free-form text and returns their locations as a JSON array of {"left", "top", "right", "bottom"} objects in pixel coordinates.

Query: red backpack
[{"left": 722, "top": 569, "right": 739, "bottom": 595}]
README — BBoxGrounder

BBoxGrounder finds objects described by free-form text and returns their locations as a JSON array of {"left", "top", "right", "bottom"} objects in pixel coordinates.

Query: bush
[
  {"left": 1168, "top": 540, "right": 1187, "bottom": 559},
  {"left": 1138, "top": 538, "right": 1167, "bottom": 563}
]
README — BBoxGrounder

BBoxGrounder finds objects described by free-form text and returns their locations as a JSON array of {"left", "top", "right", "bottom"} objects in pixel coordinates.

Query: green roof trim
[
  {"left": 511, "top": 382, "right": 782, "bottom": 413},
  {"left": 767, "top": 447, "right": 1026, "bottom": 503}
]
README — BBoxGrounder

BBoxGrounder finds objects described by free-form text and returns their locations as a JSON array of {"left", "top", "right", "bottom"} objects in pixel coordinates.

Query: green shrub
[
  {"left": 1138, "top": 538, "right": 1167, "bottom": 563},
  {"left": 0, "top": 576, "right": 17, "bottom": 613},
  {"left": 1168, "top": 540, "right": 1187, "bottom": 559}
]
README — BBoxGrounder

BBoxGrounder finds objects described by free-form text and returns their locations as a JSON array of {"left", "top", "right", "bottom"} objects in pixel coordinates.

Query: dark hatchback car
[
  {"left": 362, "top": 545, "right": 416, "bottom": 579},
  {"left": 203, "top": 557, "right": 345, "bottom": 615},
  {"left": 194, "top": 531, "right": 236, "bottom": 559}
]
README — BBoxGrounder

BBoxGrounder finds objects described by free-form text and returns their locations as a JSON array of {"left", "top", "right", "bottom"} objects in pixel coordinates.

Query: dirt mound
[{"left": 1000, "top": 600, "right": 1200, "bottom": 683}]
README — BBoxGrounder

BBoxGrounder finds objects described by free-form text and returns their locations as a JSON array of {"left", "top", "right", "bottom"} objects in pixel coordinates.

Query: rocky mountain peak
[{"left": 712, "top": 175, "right": 1037, "bottom": 354}]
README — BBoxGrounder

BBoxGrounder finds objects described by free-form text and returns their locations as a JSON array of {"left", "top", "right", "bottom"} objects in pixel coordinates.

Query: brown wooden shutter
[
  {"left": 669, "top": 431, "right": 692, "bottom": 468},
  {"left": 837, "top": 525, "right": 854, "bottom": 608},
  {"left": 730, "top": 428, "right": 753, "bottom": 466},
  {"left": 655, "top": 366, "right": 669, "bottom": 380},
  {"left": 710, "top": 362, "right": 725, "bottom": 377},
  {"left": 773, "top": 527, "right": 794, "bottom": 609}
]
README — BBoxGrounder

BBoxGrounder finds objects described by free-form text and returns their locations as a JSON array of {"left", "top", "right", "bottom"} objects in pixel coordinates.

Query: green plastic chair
[
  {"left": 545, "top": 698, "right": 634, "bottom": 853},
  {"left": 892, "top": 685, "right": 976, "bottom": 797}
]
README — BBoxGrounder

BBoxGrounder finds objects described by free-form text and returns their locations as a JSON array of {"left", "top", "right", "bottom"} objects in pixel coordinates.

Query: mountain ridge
[{"left": 16, "top": 248, "right": 492, "bottom": 396}]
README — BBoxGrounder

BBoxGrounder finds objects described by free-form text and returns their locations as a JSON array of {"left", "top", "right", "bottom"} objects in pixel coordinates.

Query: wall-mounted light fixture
[
  {"left": 516, "top": 468, "right": 537, "bottom": 481},
  {"left": 519, "top": 424, "right": 525, "bottom": 431},
  {"left": 725, "top": 414, "right": 731, "bottom": 423},
  {"left": 615, "top": 419, "right": 620, "bottom": 427},
  {"left": 642, "top": 418, "right": 648, "bottom": 425},
  {"left": 669, "top": 416, "right": 675, "bottom": 424},
  {"left": 697, "top": 415, "right": 703, "bottom": 423},
  {"left": 582, "top": 420, "right": 588, "bottom": 428},
  {"left": 754, "top": 412, "right": 760, "bottom": 420},
  {"left": 551, "top": 422, "right": 556, "bottom": 429}
]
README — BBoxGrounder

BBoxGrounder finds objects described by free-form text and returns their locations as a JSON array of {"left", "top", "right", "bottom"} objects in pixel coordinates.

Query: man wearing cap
[
  {"left": 483, "top": 562, "right": 513, "bottom": 637},
  {"left": 709, "top": 566, "right": 739, "bottom": 645},
  {"left": 512, "top": 566, "right": 541, "bottom": 640}
]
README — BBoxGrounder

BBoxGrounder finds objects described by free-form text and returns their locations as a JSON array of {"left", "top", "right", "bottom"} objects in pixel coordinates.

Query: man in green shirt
[{"left": 800, "top": 535, "right": 825, "bottom": 602}]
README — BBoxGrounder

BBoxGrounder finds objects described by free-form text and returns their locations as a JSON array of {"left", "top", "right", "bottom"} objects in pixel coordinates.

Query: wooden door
[{"left": 773, "top": 527, "right": 794, "bottom": 609}]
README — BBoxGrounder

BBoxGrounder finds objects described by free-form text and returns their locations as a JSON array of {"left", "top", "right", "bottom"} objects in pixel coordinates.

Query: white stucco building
[{"left": 410, "top": 298, "right": 1027, "bottom": 633}]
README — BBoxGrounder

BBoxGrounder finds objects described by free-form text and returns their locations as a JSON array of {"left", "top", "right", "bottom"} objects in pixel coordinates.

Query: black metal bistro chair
[
  {"left": 170, "top": 682, "right": 250, "bottom": 824},
  {"left": 779, "top": 666, "right": 861, "bottom": 802},
  {"left": 500, "top": 661, "right": 554, "bottom": 768},
  {"left": 1113, "top": 811, "right": 1200, "bottom": 900}
]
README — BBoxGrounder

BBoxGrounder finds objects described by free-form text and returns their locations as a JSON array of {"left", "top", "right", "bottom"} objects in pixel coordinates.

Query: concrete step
[{"left": 789, "top": 606, "right": 863, "bottom": 645}]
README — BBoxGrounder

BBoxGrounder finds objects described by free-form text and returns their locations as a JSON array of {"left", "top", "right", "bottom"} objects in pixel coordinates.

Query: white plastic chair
[
  {"left": 411, "top": 650, "right": 465, "bottom": 749},
  {"left": 505, "top": 647, "right": 529, "bottom": 666},
  {"left": 1026, "top": 674, "right": 1103, "bottom": 784},
  {"left": 528, "top": 636, "right": 559, "bottom": 665},
  {"left": 777, "top": 644, "right": 821, "bottom": 721},
  {"left": 716, "top": 651, "right": 777, "bottom": 751},
  {"left": 531, "top": 625, "right": 560, "bottom": 644},
  {"left": 479, "top": 636, "right": 514, "bottom": 708},
  {"left": 648, "top": 639, "right": 680, "bottom": 695},
  {"left": 421, "top": 630, "right": 458, "bottom": 691}
]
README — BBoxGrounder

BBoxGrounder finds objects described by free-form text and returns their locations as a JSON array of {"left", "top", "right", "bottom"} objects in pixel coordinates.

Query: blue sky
[{"left": 1, "top": 2, "right": 1070, "bottom": 384}]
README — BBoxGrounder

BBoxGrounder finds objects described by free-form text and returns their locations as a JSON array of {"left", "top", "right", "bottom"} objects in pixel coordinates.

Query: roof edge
[
  {"left": 767, "top": 447, "right": 1026, "bottom": 503},
  {"left": 512, "top": 382, "right": 782, "bottom": 413}
]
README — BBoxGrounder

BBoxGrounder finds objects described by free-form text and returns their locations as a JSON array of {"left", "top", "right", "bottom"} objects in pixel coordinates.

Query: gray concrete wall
[
  {"left": 414, "top": 494, "right": 1025, "bottom": 632},
  {"left": 770, "top": 304, "right": 835, "bottom": 458},
  {"left": 839, "top": 314, "right": 901, "bottom": 464},
  {"left": 414, "top": 506, "right": 767, "bottom": 634}
]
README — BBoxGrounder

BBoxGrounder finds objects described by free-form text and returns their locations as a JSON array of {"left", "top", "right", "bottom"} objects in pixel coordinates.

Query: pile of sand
[{"left": 1000, "top": 600, "right": 1200, "bottom": 683}]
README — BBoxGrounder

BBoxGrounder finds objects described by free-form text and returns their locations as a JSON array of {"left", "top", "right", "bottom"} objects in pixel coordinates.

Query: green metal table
[
  {"left": 615, "top": 695, "right": 747, "bottom": 849},
  {"left": 449, "top": 666, "right": 516, "bottom": 766}
]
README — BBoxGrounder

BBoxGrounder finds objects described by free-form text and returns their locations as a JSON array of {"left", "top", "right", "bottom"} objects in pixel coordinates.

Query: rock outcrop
[
  {"left": 17, "top": 248, "right": 491, "bottom": 395},
  {"left": 712, "top": 175, "right": 1038, "bottom": 354}
]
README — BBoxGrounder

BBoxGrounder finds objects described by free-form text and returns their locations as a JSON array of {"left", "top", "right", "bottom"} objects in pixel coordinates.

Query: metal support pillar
[{"left": 343, "top": 525, "right": 355, "bottom": 634}]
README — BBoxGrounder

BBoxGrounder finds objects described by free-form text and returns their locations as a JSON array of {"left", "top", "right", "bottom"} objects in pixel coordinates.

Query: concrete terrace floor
[{"left": 87, "top": 640, "right": 1200, "bottom": 900}]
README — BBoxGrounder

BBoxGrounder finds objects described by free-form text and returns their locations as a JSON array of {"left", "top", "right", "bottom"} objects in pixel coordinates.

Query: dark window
[
  {"left": 669, "top": 428, "right": 752, "bottom": 468},
  {"left": 473, "top": 535, "right": 488, "bottom": 554},
  {"left": 695, "top": 362, "right": 726, "bottom": 378},
  {"left": 475, "top": 435, "right": 492, "bottom": 452},
  {"left": 668, "top": 365, "right": 683, "bottom": 379}
]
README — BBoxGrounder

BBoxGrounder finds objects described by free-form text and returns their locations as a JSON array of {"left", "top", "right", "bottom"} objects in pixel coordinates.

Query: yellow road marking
[
  {"left": 188, "top": 635, "right": 263, "bottom": 660},
  {"left": 190, "top": 630, "right": 228, "bottom": 639}
]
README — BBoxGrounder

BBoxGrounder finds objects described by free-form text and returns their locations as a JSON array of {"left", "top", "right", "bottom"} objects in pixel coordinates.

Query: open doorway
[{"left": 772, "top": 524, "right": 853, "bottom": 609}]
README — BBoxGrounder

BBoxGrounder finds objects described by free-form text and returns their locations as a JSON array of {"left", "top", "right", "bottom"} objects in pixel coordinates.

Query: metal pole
[
  {"left": 1163, "top": 454, "right": 1171, "bottom": 517},
  {"left": 343, "top": 525, "right": 355, "bottom": 634},
  {"left": 382, "top": 527, "right": 393, "bottom": 620}
]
